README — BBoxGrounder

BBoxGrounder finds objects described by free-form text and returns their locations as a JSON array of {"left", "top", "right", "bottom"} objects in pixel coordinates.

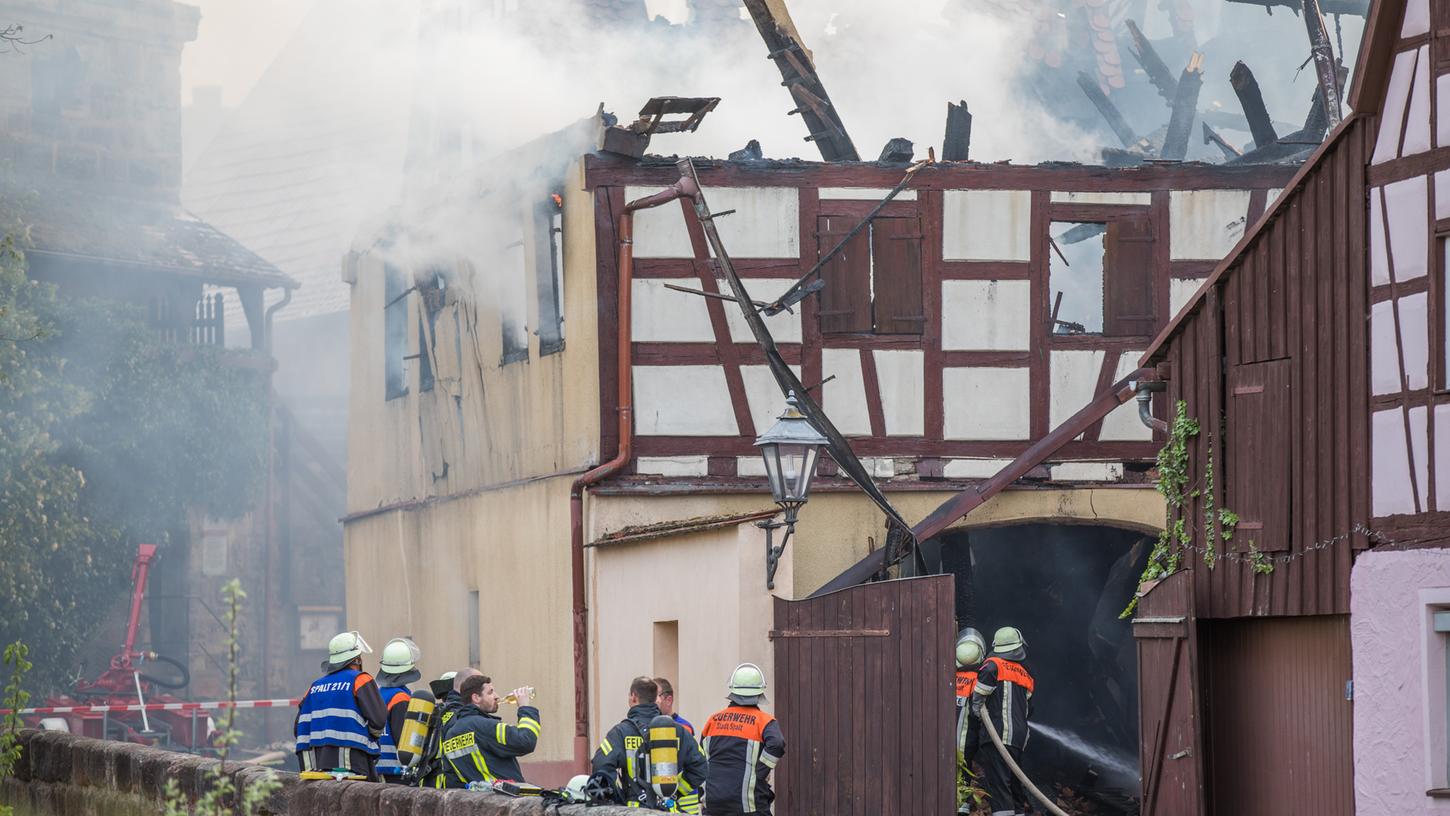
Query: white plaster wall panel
[
  {"left": 1374, "top": 49, "right": 1419, "bottom": 164},
  {"left": 942, "top": 367, "right": 1031, "bottom": 440},
  {"left": 822, "top": 348, "right": 871, "bottom": 435},
  {"left": 1402, "top": 0, "right": 1429, "bottom": 37},
  {"left": 1264, "top": 188, "right": 1284, "bottom": 208},
  {"left": 942, "top": 190, "right": 1032, "bottom": 261},
  {"left": 724, "top": 279, "right": 801, "bottom": 343},
  {"left": 1370, "top": 189, "right": 1391, "bottom": 287},
  {"left": 1372, "top": 408, "right": 1417, "bottom": 516},
  {"left": 941, "top": 280, "right": 1032, "bottom": 350},
  {"left": 740, "top": 364, "right": 802, "bottom": 438},
  {"left": 1169, "top": 190, "right": 1252, "bottom": 259},
  {"left": 873, "top": 349, "right": 925, "bottom": 436},
  {"left": 635, "top": 366, "right": 739, "bottom": 436},
  {"left": 703, "top": 187, "right": 799, "bottom": 258},
  {"left": 1371, "top": 300, "right": 1403, "bottom": 395},
  {"left": 737, "top": 456, "right": 767, "bottom": 477},
  {"left": 1400, "top": 292, "right": 1430, "bottom": 391},
  {"left": 1385, "top": 175, "right": 1429, "bottom": 281},
  {"left": 1050, "top": 462, "right": 1124, "bottom": 481},
  {"left": 942, "top": 458, "right": 1014, "bottom": 479},
  {"left": 627, "top": 186, "right": 695, "bottom": 258},
  {"left": 635, "top": 456, "right": 710, "bottom": 477},
  {"left": 1168, "top": 278, "right": 1202, "bottom": 318},
  {"left": 1403, "top": 46, "right": 1433, "bottom": 157},
  {"left": 1439, "top": 76, "right": 1450, "bottom": 149},
  {"left": 1050, "top": 349, "right": 1105, "bottom": 431},
  {"left": 1100, "top": 351, "right": 1153, "bottom": 441},
  {"left": 1437, "top": 171, "right": 1450, "bottom": 220},
  {"left": 862, "top": 458, "right": 896, "bottom": 479},
  {"left": 819, "top": 187, "right": 917, "bottom": 201},
  {"left": 632, "top": 278, "right": 717, "bottom": 342},
  {"left": 1437, "top": 404, "right": 1450, "bottom": 510},
  {"left": 1049, "top": 191, "right": 1152, "bottom": 205}
]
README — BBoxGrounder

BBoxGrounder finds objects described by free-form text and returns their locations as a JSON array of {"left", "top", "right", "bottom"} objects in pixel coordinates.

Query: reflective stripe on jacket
[
  {"left": 973, "top": 656, "right": 1034, "bottom": 750},
  {"left": 295, "top": 668, "right": 381, "bottom": 755},
  {"left": 954, "top": 670, "right": 978, "bottom": 758},
  {"left": 376, "top": 686, "right": 412, "bottom": 775},
  {"left": 592, "top": 703, "right": 707, "bottom": 812},
  {"left": 439, "top": 704, "right": 540, "bottom": 785},
  {"left": 700, "top": 705, "right": 785, "bottom": 816}
]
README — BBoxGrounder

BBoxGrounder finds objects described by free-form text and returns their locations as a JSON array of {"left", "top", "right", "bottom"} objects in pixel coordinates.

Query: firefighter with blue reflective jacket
[
  {"left": 972, "top": 627, "right": 1035, "bottom": 816},
  {"left": 700, "top": 664, "right": 786, "bottom": 816},
  {"left": 294, "top": 632, "right": 389, "bottom": 780},
  {"left": 375, "top": 638, "right": 421, "bottom": 783},
  {"left": 440, "top": 674, "right": 540, "bottom": 785},
  {"left": 592, "top": 676, "right": 707, "bottom": 812}
]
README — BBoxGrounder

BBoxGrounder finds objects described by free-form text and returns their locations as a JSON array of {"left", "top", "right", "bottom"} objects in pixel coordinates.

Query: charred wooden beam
[
  {"left": 1226, "top": 0, "right": 1369, "bottom": 13},
  {"left": 1202, "top": 122, "right": 1243, "bottom": 160},
  {"left": 1077, "top": 71, "right": 1138, "bottom": 148},
  {"left": 1230, "top": 61, "right": 1279, "bottom": 149},
  {"left": 1301, "top": 0, "right": 1344, "bottom": 127},
  {"left": 1298, "top": 61, "right": 1348, "bottom": 142},
  {"left": 728, "top": 139, "right": 764, "bottom": 161},
  {"left": 1126, "top": 20, "right": 1178, "bottom": 105},
  {"left": 942, "top": 100, "right": 972, "bottom": 161},
  {"left": 878, "top": 137, "right": 914, "bottom": 163},
  {"left": 1160, "top": 53, "right": 1204, "bottom": 161},
  {"left": 742, "top": 0, "right": 859, "bottom": 162}
]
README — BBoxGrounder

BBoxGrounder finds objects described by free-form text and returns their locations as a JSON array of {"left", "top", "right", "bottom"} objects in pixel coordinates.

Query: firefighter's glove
[{"left": 970, "top": 695, "right": 984, "bottom": 717}]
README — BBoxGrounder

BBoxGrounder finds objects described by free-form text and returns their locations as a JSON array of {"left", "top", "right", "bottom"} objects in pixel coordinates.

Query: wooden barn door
[
  {"left": 1134, "top": 570, "right": 1207, "bottom": 816},
  {"left": 771, "top": 575, "right": 955, "bottom": 816}
]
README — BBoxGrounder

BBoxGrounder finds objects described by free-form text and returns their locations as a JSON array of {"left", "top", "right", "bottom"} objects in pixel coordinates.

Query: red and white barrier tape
[{"left": 2, "top": 698, "right": 299, "bottom": 715}]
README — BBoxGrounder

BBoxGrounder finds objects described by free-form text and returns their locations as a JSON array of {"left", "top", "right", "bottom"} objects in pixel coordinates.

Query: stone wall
[{"left": 1, "top": 730, "right": 635, "bottom": 816}]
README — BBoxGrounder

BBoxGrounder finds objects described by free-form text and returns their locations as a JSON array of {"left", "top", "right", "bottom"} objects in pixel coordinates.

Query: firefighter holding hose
[
  {"left": 954, "top": 628, "right": 987, "bottom": 814},
  {"left": 972, "top": 627, "right": 1035, "bottom": 816}
]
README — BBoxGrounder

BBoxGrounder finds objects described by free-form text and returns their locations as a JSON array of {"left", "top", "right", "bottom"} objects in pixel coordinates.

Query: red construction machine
[{"left": 25, "top": 543, "right": 216, "bottom": 751}]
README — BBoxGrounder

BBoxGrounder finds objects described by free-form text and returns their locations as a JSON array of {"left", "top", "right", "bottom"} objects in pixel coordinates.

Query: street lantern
[{"left": 753, "top": 391, "right": 828, "bottom": 589}]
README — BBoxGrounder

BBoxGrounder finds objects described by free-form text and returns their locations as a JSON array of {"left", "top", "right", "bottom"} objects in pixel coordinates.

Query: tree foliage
[{"left": 0, "top": 233, "right": 268, "bottom": 690}]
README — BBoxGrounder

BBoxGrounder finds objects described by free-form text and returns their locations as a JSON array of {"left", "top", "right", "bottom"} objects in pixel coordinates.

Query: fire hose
[{"left": 976, "top": 709, "right": 1072, "bottom": 816}]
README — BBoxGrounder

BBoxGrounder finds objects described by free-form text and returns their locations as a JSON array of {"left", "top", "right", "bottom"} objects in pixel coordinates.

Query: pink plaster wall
[{"left": 1352, "top": 548, "right": 1450, "bottom": 814}]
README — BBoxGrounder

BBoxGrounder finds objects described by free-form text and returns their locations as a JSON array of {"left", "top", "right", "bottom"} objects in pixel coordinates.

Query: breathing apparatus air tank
[
  {"left": 647, "top": 714, "right": 680, "bottom": 802},
  {"left": 396, "top": 689, "right": 436, "bottom": 768}
]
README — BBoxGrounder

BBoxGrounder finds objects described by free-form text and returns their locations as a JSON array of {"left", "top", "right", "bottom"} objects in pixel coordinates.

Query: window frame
[
  {"left": 383, "top": 262, "right": 410, "bottom": 401},
  {"left": 1435, "top": 232, "right": 1450, "bottom": 393},
  {"left": 536, "top": 195, "right": 566, "bottom": 356},
  {"left": 814, "top": 209, "right": 925, "bottom": 338},
  {"left": 1044, "top": 207, "right": 1159, "bottom": 342}
]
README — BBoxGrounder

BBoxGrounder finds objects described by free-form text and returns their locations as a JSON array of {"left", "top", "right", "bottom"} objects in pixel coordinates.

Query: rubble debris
[
  {"left": 1202, "top": 122, "right": 1243, "bottom": 160},
  {"left": 628, "top": 96, "right": 720, "bottom": 135},
  {"left": 878, "top": 137, "right": 914, "bottom": 163},
  {"left": 1230, "top": 61, "right": 1279, "bottom": 149},
  {"left": 1125, "top": 21, "right": 1178, "bottom": 105},
  {"left": 1226, "top": 0, "right": 1369, "bottom": 13},
  {"left": 728, "top": 139, "right": 764, "bottom": 161},
  {"left": 1301, "top": 0, "right": 1344, "bottom": 128},
  {"left": 1076, "top": 72, "right": 1138, "bottom": 148},
  {"left": 942, "top": 100, "right": 972, "bottom": 162},
  {"left": 1160, "top": 53, "right": 1204, "bottom": 161},
  {"left": 742, "top": 0, "right": 859, "bottom": 161}
]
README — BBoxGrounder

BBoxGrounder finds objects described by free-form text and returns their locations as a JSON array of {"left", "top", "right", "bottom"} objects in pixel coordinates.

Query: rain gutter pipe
[{"left": 569, "top": 178, "right": 699, "bottom": 772}]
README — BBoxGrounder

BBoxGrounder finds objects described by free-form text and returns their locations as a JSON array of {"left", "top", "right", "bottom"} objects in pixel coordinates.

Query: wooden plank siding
[{"left": 1152, "top": 118, "right": 1373, "bottom": 619}]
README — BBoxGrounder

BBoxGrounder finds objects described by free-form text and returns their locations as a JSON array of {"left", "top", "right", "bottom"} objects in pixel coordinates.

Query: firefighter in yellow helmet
[
  {"left": 700, "top": 664, "right": 786, "bottom": 816},
  {"left": 953, "top": 627, "right": 987, "bottom": 814},
  {"left": 375, "top": 637, "right": 421, "bottom": 783},
  {"left": 972, "top": 627, "right": 1035, "bottom": 816},
  {"left": 293, "top": 632, "right": 388, "bottom": 780}
]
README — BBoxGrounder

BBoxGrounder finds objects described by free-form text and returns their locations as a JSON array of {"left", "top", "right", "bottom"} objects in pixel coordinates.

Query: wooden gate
[
  {"left": 1133, "top": 570, "right": 1206, "bottom": 816},
  {"left": 771, "top": 575, "right": 955, "bottom": 816}
]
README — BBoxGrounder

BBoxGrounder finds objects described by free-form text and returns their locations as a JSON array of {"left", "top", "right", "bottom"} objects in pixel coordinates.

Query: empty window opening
[
  {"left": 817, "top": 215, "right": 924, "bottom": 336},
  {"left": 653, "top": 620, "right": 680, "bottom": 694},
  {"left": 384, "top": 263, "right": 410, "bottom": 400},
  {"left": 536, "top": 195, "right": 565, "bottom": 355},
  {"left": 417, "top": 270, "right": 447, "bottom": 393},
  {"left": 501, "top": 237, "right": 529, "bottom": 364},
  {"left": 468, "top": 589, "right": 481, "bottom": 668},
  {"left": 1048, "top": 218, "right": 1156, "bottom": 337}
]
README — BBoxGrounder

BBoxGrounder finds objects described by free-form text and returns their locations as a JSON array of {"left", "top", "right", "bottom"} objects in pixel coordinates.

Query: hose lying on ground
[{"left": 977, "top": 709, "right": 1072, "bottom": 816}]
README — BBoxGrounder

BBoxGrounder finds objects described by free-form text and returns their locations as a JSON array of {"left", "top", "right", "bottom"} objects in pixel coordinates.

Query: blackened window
[
  {"left": 417, "top": 270, "right": 447, "bottom": 393},
  {"left": 536, "top": 195, "right": 565, "bottom": 355},
  {"left": 816, "top": 215, "right": 924, "bottom": 335},
  {"left": 501, "top": 237, "right": 529, "bottom": 364},
  {"left": 384, "top": 263, "right": 409, "bottom": 400}
]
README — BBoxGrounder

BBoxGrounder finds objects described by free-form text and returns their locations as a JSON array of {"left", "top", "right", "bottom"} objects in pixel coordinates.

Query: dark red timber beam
[{"left": 810, "top": 370, "right": 1151, "bottom": 597}]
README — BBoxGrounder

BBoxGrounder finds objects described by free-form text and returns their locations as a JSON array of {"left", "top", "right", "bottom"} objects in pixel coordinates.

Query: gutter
[
  {"left": 567, "top": 179, "right": 698, "bottom": 772},
  {"left": 260, "top": 287, "right": 292, "bottom": 738}
]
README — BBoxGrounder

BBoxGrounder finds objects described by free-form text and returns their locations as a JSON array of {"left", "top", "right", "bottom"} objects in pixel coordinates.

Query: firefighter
[
  {"left": 439, "top": 674, "right": 539, "bottom": 785},
  {"left": 954, "top": 628, "right": 987, "bottom": 814},
  {"left": 700, "top": 664, "right": 786, "bottom": 816},
  {"left": 971, "top": 627, "right": 1034, "bottom": 816},
  {"left": 655, "top": 677, "right": 694, "bottom": 735},
  {"left": 294, "top": 631, "right": 388, "bottom": 780},
  {"left": 375, "top": 637, "right": 421, "bottom": 783},
  {"left": 420, "top": 668, "right": 478, "bottom": 788},
  {"left": 592, "top": 676, "right": 707, "bottom": 812}
]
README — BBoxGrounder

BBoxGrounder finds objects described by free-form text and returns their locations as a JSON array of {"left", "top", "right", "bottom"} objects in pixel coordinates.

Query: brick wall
[{"left": 0, "top": 730, "right": 636, "bottom": 816}]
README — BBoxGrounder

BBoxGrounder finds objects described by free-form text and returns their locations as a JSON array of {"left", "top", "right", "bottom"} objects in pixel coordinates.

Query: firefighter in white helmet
[
  {"left": 972, "top": 627, "right": 1035, "bottom": 816},
  {"left": 953, "top": 627, "right": 987, "bottom": 814},
  {"left": 375, "top": 637, "right": 422, "bottom": 783},
  {"left": 294, "top": 631, "right": 388, "bottom": 780},
  {"left": 700, "top": 663, "right": 786, "bottom": 816}
]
